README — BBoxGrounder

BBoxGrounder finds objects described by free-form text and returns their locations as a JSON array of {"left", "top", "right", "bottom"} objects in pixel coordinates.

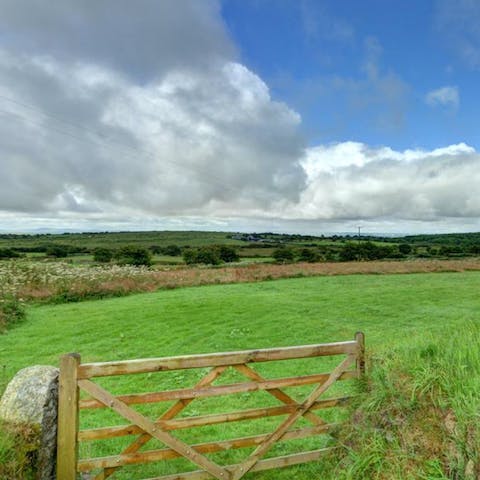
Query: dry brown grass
[{"left": 6, "top": 257, "right": 480, "bottom": 304}]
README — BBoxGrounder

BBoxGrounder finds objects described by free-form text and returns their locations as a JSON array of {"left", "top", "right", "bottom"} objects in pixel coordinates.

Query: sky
[{"left": 0, "top": 0, "right": 480, "bottom": 235}]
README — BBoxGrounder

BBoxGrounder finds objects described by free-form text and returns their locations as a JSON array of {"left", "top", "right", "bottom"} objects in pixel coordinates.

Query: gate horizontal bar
[
  {"left": 79, "top": 370, "right": 357, "bottom": 409},
  {"left": 78, "top": 341, "right": 358, "bottom": 378},
  {"left": 78, "top": 423, "right": 335, "bottom": 471},
  {"left": 78, "top": 396, "right": 350, "bottom": 441},
  {"left": 143, "top": 448, "right": 335, "bottom": 480}
]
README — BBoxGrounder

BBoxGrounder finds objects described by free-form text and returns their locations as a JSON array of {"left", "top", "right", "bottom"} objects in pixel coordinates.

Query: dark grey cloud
[{"left": 0, "top": 0, "right": 235, "bottom": 80}]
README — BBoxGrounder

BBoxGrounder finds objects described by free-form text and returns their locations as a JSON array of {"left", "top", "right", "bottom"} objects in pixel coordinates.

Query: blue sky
[
  {"left": 222, "top": 0, "right": 479, "bottom": 150},
  {"left": 1, "top": 0, "right": 480, "bottom": 234}
]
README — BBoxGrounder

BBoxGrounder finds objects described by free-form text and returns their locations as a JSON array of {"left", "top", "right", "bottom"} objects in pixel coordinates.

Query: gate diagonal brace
[
  {"left": 79, "top": 371, "right": 229, "bottom": 480},
  {"left": 99, "top": 366, "right": 227, "bottom": 480},
  {"left": 233, "top": 364, "right": 326, "bottom": 426},
  {"left": 229, "top": 354, "right": 355, "bottom": 480}
]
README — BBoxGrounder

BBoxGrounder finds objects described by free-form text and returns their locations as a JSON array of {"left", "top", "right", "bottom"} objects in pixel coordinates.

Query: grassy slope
[{"left": 1, "top": 272, "right": 479, "bottom": 479}]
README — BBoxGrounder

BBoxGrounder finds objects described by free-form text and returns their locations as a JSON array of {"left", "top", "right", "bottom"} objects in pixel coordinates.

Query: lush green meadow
[{"left": 1, "top": 271, "right": 479, "bottom": 478}]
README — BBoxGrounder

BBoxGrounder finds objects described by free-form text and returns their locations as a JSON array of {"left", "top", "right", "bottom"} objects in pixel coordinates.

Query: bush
[
  {"left": 45, "top": 244, "right": 69, "bottom": 258},
  {"left": 183, "top": 248, "right": 198, "bottom": 265},
  {"left": 0, "top": 248, "right": 20, "bottom": 259},
  {"left": 149, "top": 245, "right": 163, "bottom": 254},
  {"left": 298, "top": 248, "right": 320, "bottom": 263},
  {"left": 339, "top": 242, "right": 395, "bottom": 261},
  {"left": 163, "top": 244, "right": 182, "bottom": 256},
  {"left": 0, "top": 297, "right": 26, "bottom": 333},
  {"left": 272, "top": 247, "right": 295, "bottom": 263},
  {"left": 93, "top": 247, "right": 114, "bottom": 263},
  {"left": 218, "top": 245, "right": 239, "bottom": 263},
  {"left": 115, "top": 246, "right": 152, "bottom": 266},
  {"left": 183, "top": 246, "right": 222, "bottom": 265},
  {"left": 468, "top": 244, "right": 480, "bottom": 255},
  {"left": 398, "top": 243, "right": 412, "bottom": 255}
]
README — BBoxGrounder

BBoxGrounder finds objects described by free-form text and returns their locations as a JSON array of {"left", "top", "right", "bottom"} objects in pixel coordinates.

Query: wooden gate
[{"left": 57, "top": 332, "right": 365, "bottom": 479}]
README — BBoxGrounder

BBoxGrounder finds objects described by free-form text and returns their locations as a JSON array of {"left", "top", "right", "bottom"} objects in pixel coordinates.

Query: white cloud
[
  {"left": 0, "top": 0, "right": 479, "bottom": 235},
  {"left": 425, "top": 86, "right": 459, "bottom": 108},
  {"left": 287, "top": 142, "right": 480, "bottom": 223},
  {"left": 0, "top": 50, "right": 306, "bottom": 217}
]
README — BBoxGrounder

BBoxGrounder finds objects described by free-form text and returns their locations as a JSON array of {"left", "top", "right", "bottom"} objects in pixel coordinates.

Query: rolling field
[
  {"left": 0, "top": 231, "right": 246, "bottom": 250},
  {"left": 1, "top": 271, "right": 480, "bottom": 478}
]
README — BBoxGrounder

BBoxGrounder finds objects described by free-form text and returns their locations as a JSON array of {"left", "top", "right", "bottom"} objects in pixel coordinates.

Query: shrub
[
  {"left": 45, "top": 244, "right": 69, "bottom": 258},
  {"left": 272, "top": 247, "right": 295, "bottom": 263},
  {"left": 93, "top": 247, "right": 114, "bottom": 263},
  {"left": 183, "top": 247, "right": 221, "bottom": 265},
  {"left": 339, "top": 242, "right": 395, "bottom": 261},
  {"left": 149, "top": 245, "right": 163, "bottom": 254},
  {"left": 0, "top": 248, "right": 20, "bottom": 259},
  {"left": 0, "top": 297, "right": 26, "bottom": 333},
  {"left": 163, "top": 244, "right": 182, "bottom": 256},
  {"left": 218, "top": 245, "right": 239, "bottom": 263},
  {"left": 183, "top": 248, "right": 198, "bottom": 265},
  {"left": 115, "top": 246, "right": 152, "bottom": 266},
  {"left": 298, "top": 248, "right": 320, "bottom": 263},
  {"left": 398, "top": 243, "right": 412, "bottom": 255}
]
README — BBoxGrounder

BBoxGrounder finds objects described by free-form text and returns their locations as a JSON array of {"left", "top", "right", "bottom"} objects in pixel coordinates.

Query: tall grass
[{"left": 323, "top": 323, "right": 480, "bottom": 479}]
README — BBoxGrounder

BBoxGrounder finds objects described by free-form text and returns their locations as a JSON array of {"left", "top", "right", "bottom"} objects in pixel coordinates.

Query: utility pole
[{"left": 357, "top": 226, "right": 362, "bottom": 238}]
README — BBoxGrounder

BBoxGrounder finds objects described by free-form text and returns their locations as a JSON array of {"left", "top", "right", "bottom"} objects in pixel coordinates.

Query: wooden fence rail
[{"left": 57, "top": 332, "right": 365, "bottom": 480}]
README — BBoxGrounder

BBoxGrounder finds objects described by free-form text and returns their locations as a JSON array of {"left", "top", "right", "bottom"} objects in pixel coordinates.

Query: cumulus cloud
[
  {"left": 0, "top": 0, "right": 479, "bottom": 234},
  {"left": 0, "top": 0, "right": 306, "bottom": 221},
  {"left": 288, "top": 142, "right": 480, "bottom": 222},
  {"left": 425, "top": 86, "right": 459, "bottom": 108}
]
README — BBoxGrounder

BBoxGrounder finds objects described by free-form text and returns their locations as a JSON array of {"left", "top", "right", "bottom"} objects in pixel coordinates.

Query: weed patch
[{"left": 0, "top": 421, "right": 38, "bottom": 480}]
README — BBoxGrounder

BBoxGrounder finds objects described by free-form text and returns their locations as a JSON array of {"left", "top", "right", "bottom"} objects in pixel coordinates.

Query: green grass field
[
  {"left": 1, "top": 272, "right": 479, "bottom": 479},
  {"left": 0, "top": 231, "right": 248, "bottom": 252}
]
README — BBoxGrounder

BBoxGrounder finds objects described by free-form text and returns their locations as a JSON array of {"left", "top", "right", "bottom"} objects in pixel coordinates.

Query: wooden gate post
[
  {"left": 355, "top": 332, "right": 365, "bottom": 377},
  {"left": 57, "top": 353, "right": 80, "bottom": 480}
]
